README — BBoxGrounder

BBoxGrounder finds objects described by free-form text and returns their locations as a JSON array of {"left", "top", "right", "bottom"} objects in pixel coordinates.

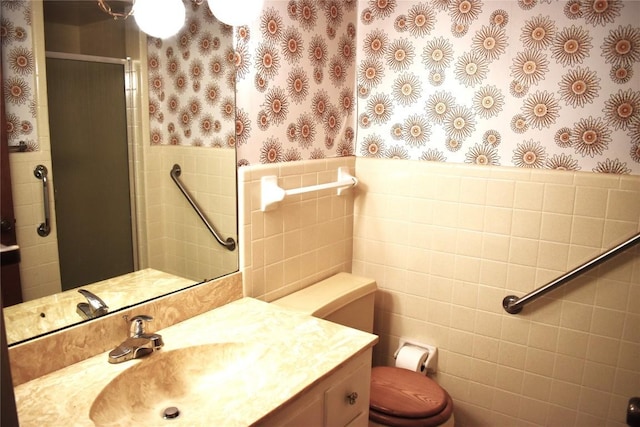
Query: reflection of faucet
[
  {"left": 108, "top": 315, "right": 164, "bottom": 364},
  {"left": 76, "top": 289, "right": 109, "bottom": 320}
]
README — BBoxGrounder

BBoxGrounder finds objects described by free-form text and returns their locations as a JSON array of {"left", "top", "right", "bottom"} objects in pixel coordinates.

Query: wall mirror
[{"left": 1, "top": 0, "right": 239, "bottom": 345}]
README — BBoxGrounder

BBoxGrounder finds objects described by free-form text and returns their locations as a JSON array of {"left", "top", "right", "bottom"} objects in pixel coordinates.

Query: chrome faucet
[
  {"left": 76, "top": 289, "right": 109, "bottom": 320},
  {"left": 108, "top": 315, "right": 164, "bottom": 364}
]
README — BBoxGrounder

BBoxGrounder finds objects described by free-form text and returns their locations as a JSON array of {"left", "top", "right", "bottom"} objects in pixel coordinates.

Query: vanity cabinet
[{"left": 259, "top": 348, "right": 372, "bottom": 427}]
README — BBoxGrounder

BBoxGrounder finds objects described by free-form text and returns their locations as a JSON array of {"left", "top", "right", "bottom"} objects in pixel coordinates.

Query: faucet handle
[{"left": 129, "top": 315, "right": 153, "bottom": 337}]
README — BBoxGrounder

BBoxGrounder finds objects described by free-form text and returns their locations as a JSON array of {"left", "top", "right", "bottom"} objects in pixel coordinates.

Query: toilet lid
[{"left": 370, "top": 367, "right": 448, "bottom": 419}]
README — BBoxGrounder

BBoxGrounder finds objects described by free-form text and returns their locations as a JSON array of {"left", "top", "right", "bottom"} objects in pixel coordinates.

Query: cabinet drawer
[{"left": 324, "top": 357, "right": 371, "bottom": 427}]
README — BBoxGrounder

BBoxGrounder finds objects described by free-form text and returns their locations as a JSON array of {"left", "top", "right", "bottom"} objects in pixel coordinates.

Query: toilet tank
[{"left": 272, "top": 272, "right": 377, "bottom": 333}]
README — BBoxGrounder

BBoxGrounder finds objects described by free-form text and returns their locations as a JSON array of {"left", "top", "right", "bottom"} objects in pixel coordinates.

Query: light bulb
[
  {"left": 206, "top": 0, "right": 264, "bottom": 26},
  {"left": 134, "top": 0, "right": 186, "bottom": 39}
]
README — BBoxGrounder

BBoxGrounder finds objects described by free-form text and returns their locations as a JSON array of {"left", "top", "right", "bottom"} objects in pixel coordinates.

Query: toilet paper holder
[{"left": 394, "top": 337, "right": 438, "bottom": 375}]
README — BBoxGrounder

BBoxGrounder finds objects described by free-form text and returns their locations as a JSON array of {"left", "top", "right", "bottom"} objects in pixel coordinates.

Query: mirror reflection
[{"left": 1, "top": 0, "right": 239, "bottom": 344}]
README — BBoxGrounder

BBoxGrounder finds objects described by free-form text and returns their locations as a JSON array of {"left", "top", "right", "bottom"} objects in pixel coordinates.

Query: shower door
[{"left": 45, "top": 56, "right": 134, "bottom": 291}]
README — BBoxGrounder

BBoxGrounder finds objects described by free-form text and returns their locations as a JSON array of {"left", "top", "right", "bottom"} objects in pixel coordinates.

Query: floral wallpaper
[
  {"left": 354, "top": 0, "right": 640, "bottom": 174},
  {"left": 234, "top": 0, "right": 359, "bottom": 165},
  {"left": 1, "top": 0, "right": 38, "bottom": 151},
  {"left": 234, "top": 0, "right": 639, "bottom": 174},
  {"left": 145, "top": 2, "right": 236, "bottom": 148},
  {"left": 3, "top": 0, "right": 640, "bottom": 174}
]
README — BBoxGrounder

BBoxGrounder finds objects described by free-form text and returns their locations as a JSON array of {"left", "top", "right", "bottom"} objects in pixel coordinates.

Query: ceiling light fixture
[
  {"left": 97, "top": 0, "right": 263, "bottom": 39},
  {"left": 133, "top": 0, "right": 186, "bottom": 39},
  {"left": 206, "top": 0, "right": 264, "bottom": 26}
]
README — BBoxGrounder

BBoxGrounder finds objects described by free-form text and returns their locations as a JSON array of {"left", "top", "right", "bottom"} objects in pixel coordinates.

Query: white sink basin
[{"left": 89, "top": 342, "right": 271, "bottom": 426}]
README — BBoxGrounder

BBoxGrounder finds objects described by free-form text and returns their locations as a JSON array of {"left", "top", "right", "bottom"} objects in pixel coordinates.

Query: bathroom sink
[{"left": 89, "top": 342, "right": 270, "bottom": 426}]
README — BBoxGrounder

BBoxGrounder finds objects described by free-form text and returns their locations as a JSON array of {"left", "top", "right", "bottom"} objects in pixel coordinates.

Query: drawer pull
[{"left": 346, "top": 392, "right": 358, "bottom": 405}]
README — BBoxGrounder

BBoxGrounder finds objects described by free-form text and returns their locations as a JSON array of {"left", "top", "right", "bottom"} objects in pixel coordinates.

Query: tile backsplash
[
  {"left": 239, "top": 157, "right": 356, "bottom": 301},
  {"left": 352, "top": 156, "right": 639, "bottom": 426}
]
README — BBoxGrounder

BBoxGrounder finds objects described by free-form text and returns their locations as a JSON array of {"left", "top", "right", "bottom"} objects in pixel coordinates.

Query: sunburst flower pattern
[
  {"left": 444, "top": 105, "right": 476, "bottom": 141},
  {"left": 520, "top": 14, "right": 556, "bottom": 50},
  {"left": 448, "top": 0, "right": 483, "bottom": 26},
  {"left": 406, "top": 3, "right": 436, "bottom": 38},
  {"left": 558, "top": 67, "right": 600, "bottom": 108},
  {"left": 392, "top": 73, "right": 422, "bottom": 106},
  {"left": 425, "top": 91, "right": 456, "bottom": 125},
  {"left": 551, "top": 25, "right": 592, "bottom": 67},
  {"left": 420, "top": 148, "right": 447, "bottom": 162},
  {"left": 360, "top": 133, "right": 386, "bottom": 157},
  {"left": 603, "top": 89, "right": 640, "bottom": 131},
  {"left": 483, "top": 130, "right": 502, "bottom": 147},
  {"left": 390, "top": 123, "right": 403, "bottom": 140},
  {"left": 323, "top": 104, "right": 343, "bottom": 138},
  {"left": 489, "top": 9, "right": 509, "bottom": 28},
  {"left": 402, "top": 114, "right": 431, "bottom": 147},
  {"left": 610, "top": 64, "right": 633, "bottom": 84},
  {"left": 521, "top": 90, "right": 561, "bottom": 129},
  {"left": 358, "top": 58, "right": 385, "bottom": 89},
  {"left": 4, "top": 76, "right": 29, "bottom": 105},
  {"left": 281, "top": 26, "right": 304, "bottom": 63},
  {"left": 510, "top": 49, "right": 549, "bottom": 86},
  {"left": 630, "top": 142, "right": 640, "bottom": 163},
  {"left": 260, "top": 7, "right": 284, "bottom": 44},
  {"left": 581, "top": 0, "right": 623, "bottom": 27},
  {"left": 386, "top": 38, "right": 415, "bottom": 71},
  {"left": 310, "top": 90, "right": 330, "bottom": 122},
  {"left": 255, "top": 43, "right": 280, "bottom": 80},
  {"left": 518, "top": 0, "right": 537, "bottom": 11},
  {"left": 513, "top": 139, "right": 547, "bottom": 168},
  {"left": 445, "top": 137, "right": 463, "bottom": 152},
  {"left": 297, "top": 0, "right": 318, "bottom": 31},
  {"left": 455, "top": 51, "right": 489, "bottom": 87},
  {"left": 325, "top": 0, "right": 343, "bottom": 28},
  {"left": 368, "top": 0, "right": 396, "bottom": 19},
  {"left": 235, "top": 108, "right": 251, "bottom": 146},
  {"left": 7, "top": 46, "right": 33, "bottom": 75},
  {"left": 422, "top": 37, "right": 454, "bottom": 71},
  {"left": 287, "top": 67, "right": 309, "bottom": 104},
  {"left": 472, "top": 25, "right": 508, "bottom": 62},
  {"left": 555, "top": 127, "right": 573, "bottom": 147},
  {"left": 546, "top": 153, "right": 581, "bottom": 170},
  {"left": 465, "top": 143, "right": 500, "bottom": 166},
  {"left": 308, "top": 35, "right": 328, "bottom": 68},
  {"left": 509, "top": 80, "right": 529, "bottom": 98},
  {"left": 262, "top": 86, "right": 289, "bottom": 125},
  {"left": 366, "top": 93, "right": 394, "bottom": 124},
  {"left": 593, "top": 158, "right": 631, "bottom": 174},
  {"left": 363, "top": 29, "right": 389, "bottom": 59},
  {"left": 473, "top": 85, "right": 505, "bottom": 119},
  {"left": 511, "top": 114, "right": 529, "bottom": 134},
  {"left": 601, "top": 25, "right": 640, "bottom": 68},
  {"left": 260, "top": 137, "right": 284, "bottom": 163},
  {"left": 386, "top": 145, "right": 410, "bottom": 159},
  {"left": 571, "top": 116, "right": 611, "bottom": 157},
  {"left": 429, "top": 70, "right": 445, "bottom": 86},
  {"left": 295, "top": 113, "right": 316, "bottom": 149},
  {"left": 564, "top": 0, "right": 582, "bottom": 19}
]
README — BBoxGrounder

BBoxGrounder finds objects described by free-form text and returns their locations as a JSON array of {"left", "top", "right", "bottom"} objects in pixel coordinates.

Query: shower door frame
[{"left": 44, "top": 51, "right": 139, "bottom": 290}]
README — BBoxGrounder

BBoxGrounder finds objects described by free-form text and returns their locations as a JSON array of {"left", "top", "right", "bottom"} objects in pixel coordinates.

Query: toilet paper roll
[{"left": 395, "top": 345, "right": 429, "bottom": 375}]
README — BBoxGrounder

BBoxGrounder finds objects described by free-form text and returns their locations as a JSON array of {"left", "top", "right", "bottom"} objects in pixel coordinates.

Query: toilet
[{"left": 272, "top": 272, "right": 455, "bottom": 427}]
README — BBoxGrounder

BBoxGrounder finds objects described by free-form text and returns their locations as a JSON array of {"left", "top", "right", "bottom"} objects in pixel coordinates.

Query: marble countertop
[
  {"left": 4, "top": 268, "right": 194, "bottom": 344},
  {"left": 13, "top": 297, "right": 378, "bottom": 426}
]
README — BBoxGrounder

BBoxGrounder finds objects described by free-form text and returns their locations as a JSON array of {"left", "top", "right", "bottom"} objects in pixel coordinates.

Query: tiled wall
[
  {"left": 238, "top": 157, "right": 356, "bottom": 301},
  {"left": 352, "top": 156, "right": 640, "bottom": 426},
  {"left": 143, "top": 146, "right": 238, "bottom": 282}
]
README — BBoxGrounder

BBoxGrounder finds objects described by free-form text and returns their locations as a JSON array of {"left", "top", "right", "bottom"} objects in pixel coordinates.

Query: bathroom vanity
[{"left": 12, "top": 298, "right": 377, "bottom": 426}]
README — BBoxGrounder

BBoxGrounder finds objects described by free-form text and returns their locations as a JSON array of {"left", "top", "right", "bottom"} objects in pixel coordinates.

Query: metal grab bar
[
  {"left": 170, "top": 164, "right": 236, "bottom": 251},
  {"left": 34, "top": 165, "right": 51, "bottom": 237},
  {"left": 503, "top": 232, "right": 640, "bottom": 314}
]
